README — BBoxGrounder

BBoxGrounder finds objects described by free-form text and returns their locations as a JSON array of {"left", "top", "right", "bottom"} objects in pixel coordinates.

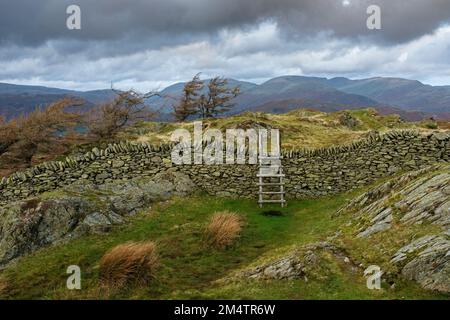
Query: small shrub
[
  {"left": 206, "top": 211, "right": 243, "bottom": 249},
  {"left": 423, "top": 120, "right": 438, "bottom": 129},
  {"left": 99, "top": 241, "right": 158, "bottom": 290},
  {"left": 338, "top": 111, "right": 361, "bottom": 129}
]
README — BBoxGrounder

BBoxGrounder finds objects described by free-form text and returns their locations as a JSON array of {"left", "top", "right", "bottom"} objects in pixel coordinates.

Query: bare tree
[
  {"left": 173, "top": 73, "right": 204, "bottom": 121},
  {"left": 199, "top": 77, "right": 240, "bottom": 118},
  {"left": 172, "top": 75, "right": 240, "bottom": 121},
  {"left": 88, "top": 89, "right": 158, "bottom": 139}
]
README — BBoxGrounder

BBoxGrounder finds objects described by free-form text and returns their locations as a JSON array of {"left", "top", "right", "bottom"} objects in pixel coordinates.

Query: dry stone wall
[{"left": 0, "top": 130, "right": 449, "bottom": 205}]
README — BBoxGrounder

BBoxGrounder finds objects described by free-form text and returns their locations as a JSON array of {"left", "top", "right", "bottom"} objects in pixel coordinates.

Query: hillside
[
  {"left": 0, "top": 164, "right": 448, "bottom": 299},
  {"left": 121, "top": 108, "right": 438, "bottom": 150},
  {"left": 0, "top": 107, "right": 448, "bottom": 300},
  {"left": 2, "top": 0, "right": 449, "bottom": 305},
  {"left": 229, "top": 76, "right": 381, "bottom": 114},
  {"left": 0, "top": 83, "right": 115, "bottom": 119},
  {"left": 330, "top": 77, "right": 450, "bottom": 114}
]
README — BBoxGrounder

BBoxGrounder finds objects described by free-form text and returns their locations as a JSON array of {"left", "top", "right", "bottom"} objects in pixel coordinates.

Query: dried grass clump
[
  {"left": 99, "top": 241, "right": 158, "bottom": 290},
  {"left": 206, "top": 211, "right": 243, "bottom": 249},
  {"left": 0, "top": 278, "right": 8, "bottom": 295}
]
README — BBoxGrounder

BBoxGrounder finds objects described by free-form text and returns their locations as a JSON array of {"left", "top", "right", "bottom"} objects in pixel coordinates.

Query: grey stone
[
  {"left": 0, "top": 171, "right": 195, "bottom": 267},
  {"left": 112, "top": 160, "right": 125, "bottom": 168},
  {"left": 392, "top": 234, "right": 450, "bottom": 293}
]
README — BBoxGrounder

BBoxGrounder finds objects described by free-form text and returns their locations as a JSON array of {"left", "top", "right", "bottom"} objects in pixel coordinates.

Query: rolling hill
[
  {"left": 149, "top": 75, "right": 449, "bottom": 120},
  {"left": 1, "top": 75, "right": 450, "bottom": 121},
  {"left": 0, "top": 83, "right": 115, "bottom": 119},
  {"left": 230, "top": 76, "right": 381, "bottom": 114},
  {"left": 329, "top": 77, "right": 450, "bottom": 114}
]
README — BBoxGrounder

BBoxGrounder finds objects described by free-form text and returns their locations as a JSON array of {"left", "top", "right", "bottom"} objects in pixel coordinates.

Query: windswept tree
[
  {"left": 0, "top": 115, "right": 10, "bottom": 155},
  {"left": 88, "top": 89, "right": 158, "bottom": 139},
  {"left": 172, "top": 75, "right": 240, "bottom": 121},
  {"left": 173, "top": 73, "right": 203, "bottom": 121},
  {"left": 0, "top": 98, "right": 83, "bottom": 169},
  {"left": 199, "top": 77, "right": 240, "bottom": 118}
]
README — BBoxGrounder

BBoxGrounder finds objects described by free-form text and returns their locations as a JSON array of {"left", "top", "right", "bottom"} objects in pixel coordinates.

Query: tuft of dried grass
[
  {"left": 99, "top": 241, "right": 158, "bottom": 291},
  {"left": 0, "top": 278, "right": 8, "bottom": 295},
  {"left": 206, "top": 211, "right": 243, "bottom": 249}
]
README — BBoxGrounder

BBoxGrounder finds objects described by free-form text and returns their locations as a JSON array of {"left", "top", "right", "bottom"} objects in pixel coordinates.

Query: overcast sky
[{"left": 1, "top": 0, "right": 450, "bottom": 91}]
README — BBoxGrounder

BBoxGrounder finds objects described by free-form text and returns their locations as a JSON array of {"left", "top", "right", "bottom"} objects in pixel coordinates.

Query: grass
[
  {"left": 120, "top": 108, "right": 436, "bottom": 150},
  {"left": 99, "top": 241, "right": 158, "bottom": 291},
  {"left": 205, "top": 211, "right": 243, "bottom": 249},
  {"left": 196, "top": 276, "right": 444, "bottom": 300},
  {"left": 0, "top": 194, "right": 345, "bottom": 299},
  {"left": 0, "top": 191, "right": 447, "bottom": 300}
]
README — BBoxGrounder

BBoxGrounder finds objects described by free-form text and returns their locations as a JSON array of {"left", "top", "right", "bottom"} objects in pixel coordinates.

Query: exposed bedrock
[{"left": 0, "top": 171, "right": 195, "bottom": 266}]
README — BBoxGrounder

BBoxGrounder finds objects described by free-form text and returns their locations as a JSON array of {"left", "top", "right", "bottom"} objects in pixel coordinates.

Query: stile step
[
  {"left": 257, "top": 174, "right": 285, "bottom": 177},
  {"left": 258, "top": 156, "right": 283, "bottom": 160},
  {"left": 258, "top": 199, "right": 287, "bottom": 203},
  {"left": 260, "top": 191, "right": 284, "bottom": 194}
]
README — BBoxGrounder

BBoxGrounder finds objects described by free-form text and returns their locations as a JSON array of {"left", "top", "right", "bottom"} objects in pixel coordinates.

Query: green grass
[
  {"left": 194, "top": 276, "right": 445, "bottom": 300},
  {"left": 0, "top": 192, "right": 447, "bottom": 300}
]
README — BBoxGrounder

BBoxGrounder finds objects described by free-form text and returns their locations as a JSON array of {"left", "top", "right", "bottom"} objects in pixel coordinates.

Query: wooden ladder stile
[{"left": 257, "top": 130, "right": 286, "bottom": 208}]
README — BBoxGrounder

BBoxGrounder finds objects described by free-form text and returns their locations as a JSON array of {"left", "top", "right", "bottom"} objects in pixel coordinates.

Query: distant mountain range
[
  {"left": 1, "top": 75, "right": 449, "bottom": 121},
  {"left": 0, "top": 83, "right": 115, "bottom": 119}
]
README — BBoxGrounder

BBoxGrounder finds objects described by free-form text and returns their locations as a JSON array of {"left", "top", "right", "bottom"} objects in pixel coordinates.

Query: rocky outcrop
[
  {"left": 230, "top": 242, "right": 357, "bottom": 281},
  {"left": 391, "top": 233, "right": 450, "bottom": 293},
  {"left": 338, "top": 111, "right": 362, "bottom": 129},
  {"left": 0, "top": 171, "right": 195, "bottom": 267},
  {"left": 337, "top": 165, "right": 449, "bottom": 237},
  {"left": 336, "top": 164, "right": 449, "bottom": 292}
]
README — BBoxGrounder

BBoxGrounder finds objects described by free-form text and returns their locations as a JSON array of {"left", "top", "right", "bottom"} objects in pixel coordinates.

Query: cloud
[
  {"left": 2, "top": 20, "right": 450, "bottom": 91},
  {"left": 1, "top": 0, "right": 450, "bottom": 47},
  {"left": 1, "top": 1, "right": 450, "bottom": 90}
]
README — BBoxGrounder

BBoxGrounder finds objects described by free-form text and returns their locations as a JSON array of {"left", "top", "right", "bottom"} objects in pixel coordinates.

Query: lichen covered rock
[
  {"left": 337, "top": 164, "right": 449, "bottom": 292},
  {"left": 0, "top": 171, "right": 195, "bottom": 266},
  {"left": 391, "top": 233, "right": 450, "bottom": 293},
  {"left": 338, "top": 165, "right": 449, "bottom": 238},
  {"left": 230, "top": 242, "right": 356, "bottom": 281}
]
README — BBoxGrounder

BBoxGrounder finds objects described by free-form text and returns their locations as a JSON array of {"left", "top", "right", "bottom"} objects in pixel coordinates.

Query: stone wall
[{"left": 0, "top": 130, "right": 449, "bottom": 205}]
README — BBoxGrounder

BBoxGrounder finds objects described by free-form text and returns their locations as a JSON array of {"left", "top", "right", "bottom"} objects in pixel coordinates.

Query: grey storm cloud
[
  {"left": 1, "top": 0, "right": 450, "bottom": 90},
  {"left": 1, "top": 0, "right": 450, "bottom": 46}
]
